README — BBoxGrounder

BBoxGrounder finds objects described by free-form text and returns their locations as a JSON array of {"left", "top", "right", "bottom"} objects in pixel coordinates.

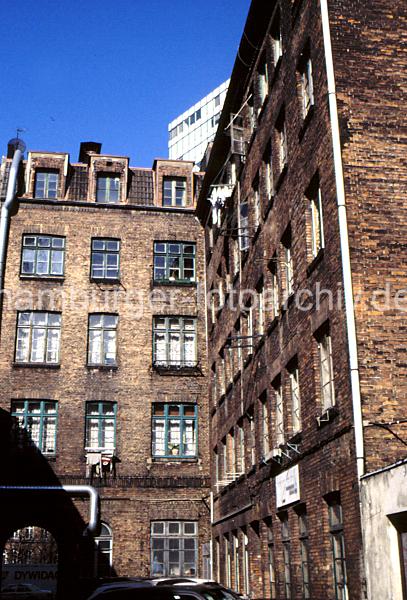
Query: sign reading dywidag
[
  {"left": 276, "top": 464, "right": 300, "bottom": 508},
  {"left": 1, "top": 564, "right": 58, "bottom": 593}
]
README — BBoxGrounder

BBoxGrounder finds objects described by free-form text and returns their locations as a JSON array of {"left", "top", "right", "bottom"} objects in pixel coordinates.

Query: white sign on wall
[
  {"left": 1, "top": 565, "right": 58, "bottom": 593},
  {"left": 276, "top": 464, "right": 300, "bottom": 508}
]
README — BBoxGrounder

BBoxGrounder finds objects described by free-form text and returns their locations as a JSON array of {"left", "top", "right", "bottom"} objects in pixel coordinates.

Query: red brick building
[
  {"left": 0, "top": 142, "right": 211, "bottom": 593},
  {"left": 197, "top": 1, "right": 407, "bottom": 599}
]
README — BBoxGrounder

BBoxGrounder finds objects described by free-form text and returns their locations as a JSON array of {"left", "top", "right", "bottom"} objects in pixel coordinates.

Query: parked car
[
  {"left": 0, "top": 583, "right": 53, "bottom": 600},
  {"left": 86, "top": 582, "right": 245, "bottom": 600}
]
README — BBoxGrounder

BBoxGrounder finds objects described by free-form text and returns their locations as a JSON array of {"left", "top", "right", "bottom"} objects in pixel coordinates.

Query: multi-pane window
[
  {"left": 309, "top": 186, "right": 324, "bottom": 258},
  {"left": 236, "top": 421, "right": 245, "bottom": 474},
  {"left": 274, "top": 380, "right": 284, "bottom": 448},
  {"left": 253, "top": 179, "right": 261, "bottom": 230},
  {"left": 85, "top": 401, "right": 117, "bottom": 450},
  {"left": 242, "top": 530, "right": 250, "bottom": 597},
  {"left": 152, "top": 404, "right": 197, "bottom": 458},
  {"left": 34, "top": 171, "right": 58, "bottom": 199},
  {"left": 317, "top": 328, "right": 335, "bottom": 410},
  {"left": 12, "top": 400, "right": 58, "bottom": 454},
  {"left": 91, "top": 239, "right": 120, "bottom": 281},
  {"left": 299, "top": 54, "right": 314, "bottom": 118},
  {"left": 96, "top": 175, "right": 120, "bottom": 203},
  {"left": 282, "top": 231, "right": 294, "bottom": 299},
  {"left": 151, "top": 521, "right": 197, "bottom": 577},
  {"left": 281, "top": 513, "right": 292, "bottom": 600},
  {"left": 239, "top": 199, "right": 249, "bottom": 251},
  {"left": 153, "top": 316, "right": 197, "bottom": 368},
  {"left": 288, "top": 360, "right": 301, "bottom": 434},
  {"left": 232, "top": 532, "right": 240, "bottom": 590},
  {"left": 328, "top": 499, "right": 348, "bottom": 600},
  {"left": 264, "top": 142, "right": 274, "bottom": 200},
  {"left": 21, "top": 235, "right": 65, "bottom": 277},
  {"left": 266, "top": 520, "right": 277, "bottom": 599},
  {"left": 257, "top": 281, "right": 265, "bottom": 335},
  {"left": 15, "top": 312, "right": 61, "bottom": 364},
  {"left": 298, "top": 511, "right": 311, "bottom": 599},
  {"left": 163, "top": 177, "right": 187, "bottom": 207},
  {"left": 87, "top": 314, "right": 118, "bottom": 366},
  {"left": 276, "top": 116, "right": 288, "bottom": 173},
  {"left": 248, "top": 408, "right": 256, "bottom": 466},
  {"left": 153, "top": 242, "right": 195, "bottom": 283},
  {"left": 269, "top": 255, "right": 279, "bottom": 319}
]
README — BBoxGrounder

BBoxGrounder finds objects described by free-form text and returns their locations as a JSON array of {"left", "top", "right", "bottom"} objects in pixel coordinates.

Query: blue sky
[{"left": 0, "top": 0, "right": 251, "bottom": 167}]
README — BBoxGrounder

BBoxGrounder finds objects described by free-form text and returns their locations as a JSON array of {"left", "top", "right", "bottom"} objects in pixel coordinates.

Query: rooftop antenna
[{"left": 16, "top": 128, "right": 27, "bottom": 139}]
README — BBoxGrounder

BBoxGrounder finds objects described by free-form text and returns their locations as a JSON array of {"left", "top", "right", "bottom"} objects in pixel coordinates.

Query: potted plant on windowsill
[{"left": 168, "top": 443, "right": 180, "bottom": 456}]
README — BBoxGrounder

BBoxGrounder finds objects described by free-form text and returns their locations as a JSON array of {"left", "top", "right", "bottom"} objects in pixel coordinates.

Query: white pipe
[
  {"left": 0, "top": 485, "right": 100, "bottom": 536},
  {"left": 0, "top": 146, "right": 24, "bottom": 295},
  {"left": 320, "top": 0, "right": 364, "bottom": 479}
]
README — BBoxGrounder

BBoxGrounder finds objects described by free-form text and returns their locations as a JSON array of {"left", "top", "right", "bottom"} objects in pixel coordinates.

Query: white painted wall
[{"left": 361, "top": 462, "right": 407, "bottom": 600}]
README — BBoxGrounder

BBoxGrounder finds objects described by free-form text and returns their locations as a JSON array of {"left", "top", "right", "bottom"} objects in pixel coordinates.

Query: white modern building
[{"left": 168, "top": 79, "right": 229, "bottom": 167}]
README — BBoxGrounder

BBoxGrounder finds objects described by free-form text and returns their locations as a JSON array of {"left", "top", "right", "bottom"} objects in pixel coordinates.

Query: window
[
  {"left": 280, "top": 513, "right": 292, "bottom": 599},
  {"left": 268, "top": 255, "right": 279, "bottom": 319},
  {"left": 266, "top": 519, "right": 277, "bottom": 599},
  {"left": 96, "top": 175, "right": 120, "bottom": 203},
  {"left": 271, "top": 12, "right": 283, "bottom": 66},
  {"left": 151, "top": 521, "right": 197, "bottom": 577},
  {"left": 258, "top": 54, "right": 269, "bottom": 108},
  {"left": 95, "top": 523, "right": 113, "bottom": 577},
  {"left": 34, "top": 171, "right": 58, "bottom": 199},
  {"left": 153, "top": 316, "right": 197, "bottom": 368},
  {"left": 274, "top": 379, "right": 284, "bottom": 449},
  {"left": 239, "top": 199, "right": 249, "bottom": 251},
  {"left": 21, "top": 235, "right": 65, "bottom": 277},
  {"left": 288, "top": 360, "right": 301, "bottom": 434},
  {"left": 253, "top": 178, "right": 261, "bottom": 230},
  {"left": 87, "top": 314, "right": 118, "bottom": 366},
  {"left": 163, "top": 177, "right": 187, "bottom": 207},
  {"left": 260, "top": 393, "right": 270, "bottom": 456},
  {"left": 247, "top": 407, "right": 256, "bottom": 467},
  {"left": 308, "top": 185, "right": 324, "bottom": 258},
  {"left": 276, "top": 113, "right": 288, "bottom": 173},
  {"left": 85, "top": 401, "right": 117, "bottom": 450},
  {"left": 236, "top": 420, "right": 245, "bottom": 474},
  {"left": 282, "top": 229, "right": 294, "bottom": 300},
  {"left": 152, "top": 404, "right": 197, "bottom": 458},
  {"left": 263, "top": 142, "right": 274, "bottom": 200},
  {"left": 257, "top": 280, "right": 265, "bottom": 335},
  {"left": 153, "top": 242, "right": 195, "bottom": 283},
  {"left": 15, "top": 312, "right": 61, "bottom": 364},
  {"left": 91, "top": 239, "right": 120, "bottom": 281},
  {"left": 11, "top": 400, "right": 58, "bottom": 454},
  {"left": 298, "top": 51, "right": 314, "bottom": 118},
  {"left": 328, "top": 498, "right": 348, "bottom": 600},
  {"left": 298, "top": 510, "right": 311, "bottom": 599},
  {"left": 317, "top": 327, "right": 335, "bottom": 410},
  {"left": 232, "top": 532, "right": 240, "bottom": 590}
]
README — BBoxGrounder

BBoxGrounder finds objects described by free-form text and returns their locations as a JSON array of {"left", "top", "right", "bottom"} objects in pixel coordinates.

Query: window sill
[
  {"left": 152, "top": 363, "right": 201, "bottom": 376},
  {"left": 275, "top": 165, "right": 288, "bottom": 193},
  {"left": 151, "top": 457, "right": 198, "bottom": 463},
  {"left": 20, "top": 275, "right": 65, "bottom": 282},
  {"left": 13, "top": 362, "right": 60, "bottom": 369},
  {"left": 91, "top": 278, "right": 121, "bottom": 285},
  {"left": 306, "top": 247, "right": 325, "bottom": 277},
  {"left": 298, "top": 105, "right": 315, "bottom": 141},
  {"left": 86, "top": 364, "right": 118, "bottom": 371},
  {"left": 153, "top": 280, "right": 197, "bottom": 287},
  {"left": 316, "top": 405, "right": 339, "bottom": 428}
]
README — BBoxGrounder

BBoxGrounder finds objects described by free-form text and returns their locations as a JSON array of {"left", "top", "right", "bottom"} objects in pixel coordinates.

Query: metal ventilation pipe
[{"left": 0, "top": 138, "right": 26, "bottom": 326}]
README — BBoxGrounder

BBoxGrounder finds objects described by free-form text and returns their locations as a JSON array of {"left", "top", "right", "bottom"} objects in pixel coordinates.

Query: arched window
[{"left": 95, "top": 522, "right": 113, "bottom": 576}]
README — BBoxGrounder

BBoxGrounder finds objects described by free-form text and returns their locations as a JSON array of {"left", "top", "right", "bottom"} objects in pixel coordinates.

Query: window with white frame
[
  {"left": 96, "top": 175, "right": 120, "bottom": 204},
  {"left": 317, "top": 327, "right": 335, "bottom": 411},
  {"left": 153, "top": 242, "right": 195, "bottom": 283},
  {"left": 87, "top": 314, "right": 118, "bottom": 366},
  {"left": 298, "top": 510, "right": 311, "bottom": 599},
  {"left": 274, "top": 379, "right": 284, "bottom": 449},
  {"left": 85, "top": 401, "right": 117, "bottom": 450},
  {"left": 95, "top": 522, "right": 113, "bottom": 577},
  {"left": 91, "top": 239, "right": 120, "bottom": 281},
  {"left": 268, "top": 255, "right": 279, "bottom": 319},
  {"left": 327, "top": 497, "right": 348, "bottom": 600},
  {"left": 153, "top": 316, "right": 197, "bottom": 368},
  {"left": 298, "top": 49, "right": 314, "bottom": 118},
  {"left": 271, "top": 12, "right": 283, "bottom": 66},
  {"left": 15, "top": 312, "right": 61, "bottom": 364},
  {"left": 21, "top": 235, "right": 65, "bottom": 277},
  {"left": 34, "top": 170, "right": 58, "bottom": 199},
  {"left": 152, "top": 403, "right": 197, "bottom": 458},
  {"left": 308, "top": 184, "right": 325, "bottom": 259},
  {"left": 260, "top": 392, "right": 270, "bottom": 456},
  {"left": 282, "top": 229, "right": 294, "bottom": 299},
  {"left": 288, "top": 359, "right": 301, "bottom": 434},
  {"left": 276, "top": 113, "right": 288, "bottom": 173},
  {"left": 225, "top": 534, "right": 232, "bottom": 588},
  {"left": 239, "top": 198, "right": 249, "bottom": 251},
  {"left": 242, "top": 530, "right": 250, "bottom": 597},
  {"left": 263, "top": 142, "right": 274, "bottom": 200},
  {"left": 265, "top": 519, "right": 277, "bottom": 599},
  {"left": 163, "top": 177, "right": 187, "bottom": 207},
  {"left": 253, "top": 177, "right": 261, "bottom": 230},
  {"left": 151, "top": 521, "right": 197, "bottom": 577},
  {"left": 247, "top": 407, "right": 256, "bottom": 467},
  {"left": 11, "top": 400, "right": 58, "bottom": 454},
  {"left": 257, "top": 280, "right": 265, "bottom": 335},
  {"left": 280, "top": 512, "right": 292, "bottom": 599},
  {"left": 232, "top": 532, "right": 240, "bottom": 591},
  {"left": 258, "top": 54, "right": 269, "bottom": 109}
]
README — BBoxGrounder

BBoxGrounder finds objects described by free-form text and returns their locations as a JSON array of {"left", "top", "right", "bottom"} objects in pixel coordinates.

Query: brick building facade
[
  {"left": 0, "top": 142, "right": 211, "bottom": 594},
  {"left": 197, "top": 1, "right": 407, "bottom": 599}
]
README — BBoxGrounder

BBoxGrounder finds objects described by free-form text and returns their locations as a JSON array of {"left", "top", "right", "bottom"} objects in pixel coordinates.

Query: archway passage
[{"left": 2, "top": 526, "right": 58, "bottom": 594}]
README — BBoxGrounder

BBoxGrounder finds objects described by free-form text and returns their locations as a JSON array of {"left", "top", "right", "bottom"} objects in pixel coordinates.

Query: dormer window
[
  {"left": 163, "top": 177, "right": 186, "bottom": 207},
  {"left": 34, "top": 170, "right": 58, "bottom": 199},
  {"left": 96, "top": 175, "right": 120, "bottom": 204}
]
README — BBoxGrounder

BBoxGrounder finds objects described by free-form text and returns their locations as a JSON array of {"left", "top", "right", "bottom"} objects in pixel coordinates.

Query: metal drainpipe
[
  {"left": 0, "top": 485, "right": 100, "bottom": 536},
  {"left": 320, "top": 0, "right": 365, "bottom": 479},
  {"left": 0, "top": 138, "right": 26, "bottom": 337}
]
